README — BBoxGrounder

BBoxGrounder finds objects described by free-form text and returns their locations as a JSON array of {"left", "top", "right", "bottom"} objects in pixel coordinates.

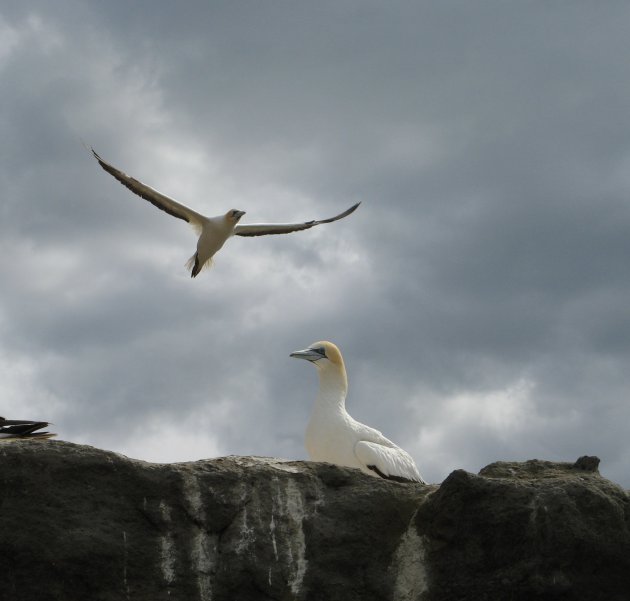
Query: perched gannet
[
  {"left": 290, "top": 341, "right": 425, "bottom": 483},
  {"left": 0, "top": 417, "right": 55, "bottom": 440},
  {"left": 91, "top": 149, "right": 360, "bottom": 277}
]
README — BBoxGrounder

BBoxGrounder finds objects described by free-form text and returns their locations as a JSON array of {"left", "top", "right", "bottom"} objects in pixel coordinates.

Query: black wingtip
[
  {"left": 80, "top": 139, "right": 101, "bottom": 162},
  {"left": 91, "top": 147, "right": 103, "bottom": 163},
  {"left": 191, "top": 255, "right": 201, "bottom": 278},
  {"left": 366, "top": 464, "right": 423, "bottom": 484},
  {"left": 331, "top": 201, "right": 361, "bottom": 222}
]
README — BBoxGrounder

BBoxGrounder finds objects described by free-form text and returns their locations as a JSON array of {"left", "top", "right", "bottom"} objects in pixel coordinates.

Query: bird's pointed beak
[
  {"left": 236, "top": 210, "right": 246, "bottom": 219},
  {"left": 290, "top": 347, "right": 321, "bottom": 362}
]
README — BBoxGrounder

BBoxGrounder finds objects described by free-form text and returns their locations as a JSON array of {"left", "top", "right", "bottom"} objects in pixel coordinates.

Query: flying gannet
[
  {"left": 290, "top": 341, "right": 425, "bottom": 483},
  {"left": 0, "top": 417, "right": 55, "bottom": 440},
  {"left": 91, "top": 149, "right": 360, "bottom": 277}
]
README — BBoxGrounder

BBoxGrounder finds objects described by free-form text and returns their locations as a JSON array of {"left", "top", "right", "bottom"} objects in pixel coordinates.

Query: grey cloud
[{"left": 1, "top": 2, "right": 630, "bottom": 486}]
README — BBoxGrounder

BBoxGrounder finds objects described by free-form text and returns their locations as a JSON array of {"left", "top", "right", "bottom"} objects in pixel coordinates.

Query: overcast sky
[{"left": 1, "top": 2, "right": 630, "bottom": 486}]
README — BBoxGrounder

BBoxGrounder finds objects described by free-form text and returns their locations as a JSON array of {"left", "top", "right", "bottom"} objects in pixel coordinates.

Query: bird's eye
[{"left": 314, "top": 347, "right": 326, "bottom": 357}]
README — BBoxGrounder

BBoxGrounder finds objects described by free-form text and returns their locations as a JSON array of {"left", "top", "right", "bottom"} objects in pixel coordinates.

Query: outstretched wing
[
  {"left": 91, "top": 149, "right": 206, "bottom": 229},
  {"left": 233, "top": 202, "right": 360, "bottom": 237},
  {"left": 0, "top": 418, "right": 56, "bottom": 440},
  {"left": 354, "top": 440, "right": 425, "bottom": 483}
]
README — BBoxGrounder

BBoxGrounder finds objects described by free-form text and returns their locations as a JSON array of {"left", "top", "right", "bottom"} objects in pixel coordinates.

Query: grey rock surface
[
  {"left": 418, "top": 457, "right": 630, "bottom": 601},
  {"left": 1, "top": 441, "right": 628, "bottom": 601}
]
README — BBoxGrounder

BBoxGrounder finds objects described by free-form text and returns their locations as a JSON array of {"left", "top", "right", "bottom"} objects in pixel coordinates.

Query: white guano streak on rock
[
  {"left": 191, "top": 531, "right": 215, "bottom": 601},
  {"left": 159, "top": 501, "right": 176, "bottom": 588},
  {"left": 391, "top": 508, "right": 428, "bottom": 601},
  {"left": 283, "top": 479, "right": 308, "bottom": 597},
  {"left": 182, "top": 470, "right": 215, "bottom": 601},
  {"left": 235, "top": 506, "right": 255, "bottom": 554},
  {"left": 266, "top": 479, "right": 282, "bottom": 588},
  {"left": 269, "top": 483, "right": 279, "bottom": 562},
  {"left": 182, "top": 469, "right": 203, "bottom": 518}
]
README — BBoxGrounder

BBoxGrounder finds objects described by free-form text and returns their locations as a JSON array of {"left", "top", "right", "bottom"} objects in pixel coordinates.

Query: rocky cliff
[{"left": 1, "top": 441, "right": 628, "bottom": 601}]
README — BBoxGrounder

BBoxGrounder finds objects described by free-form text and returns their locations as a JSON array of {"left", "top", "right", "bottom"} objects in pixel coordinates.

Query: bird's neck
[{"left": 314, "top": 366, "right": 348, "bottom": 413}]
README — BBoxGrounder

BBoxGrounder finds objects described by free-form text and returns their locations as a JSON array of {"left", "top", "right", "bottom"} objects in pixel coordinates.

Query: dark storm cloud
[{"left": 1, "top": 2, "right": 630, "bottom": 485}]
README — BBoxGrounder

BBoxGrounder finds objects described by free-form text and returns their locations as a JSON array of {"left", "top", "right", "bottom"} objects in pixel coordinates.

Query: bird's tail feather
[{"left": 186, "top": 253, "right": 213, "bottom": 278}]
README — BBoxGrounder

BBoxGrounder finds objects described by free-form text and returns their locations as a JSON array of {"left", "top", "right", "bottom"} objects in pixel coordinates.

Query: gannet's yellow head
[
  {"left": 290, "top": 341, "right": 345, "bottom": 370},
  {"left": 225, "top": 209, "right": 246, "bottom": 224},
  {"left": 291, "top": 341, "right": 348, "bottom": 392}
]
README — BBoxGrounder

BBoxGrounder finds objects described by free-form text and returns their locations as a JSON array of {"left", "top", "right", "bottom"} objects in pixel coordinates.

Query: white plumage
[
  {"left": 290, "top": 341, "right": 425, "bottom": 483},
  {"left": 91, "top": 149, "right": 360, "bottom": 277}
]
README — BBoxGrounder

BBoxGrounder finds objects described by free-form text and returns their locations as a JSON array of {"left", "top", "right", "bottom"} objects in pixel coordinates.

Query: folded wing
[
  {"left": 91, "top": 149, "right": 206, "bottom": 228},
  {"left": 354, "top": 440, "right": 425, "bottom": 483},
  {"left": 234, "top": 202, "right": 360, "bottom": 237},
  {"left": 0, "top": 417, "right": 56, "bottom": 440}
]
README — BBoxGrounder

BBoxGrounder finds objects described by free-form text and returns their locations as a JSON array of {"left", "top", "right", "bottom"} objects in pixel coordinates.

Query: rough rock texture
[
  {"left": 418, "top": 457, "right": 630, "bottom": 601},
  {"left": 1, "top": 441, "right": 629, "bottom": 601}
]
